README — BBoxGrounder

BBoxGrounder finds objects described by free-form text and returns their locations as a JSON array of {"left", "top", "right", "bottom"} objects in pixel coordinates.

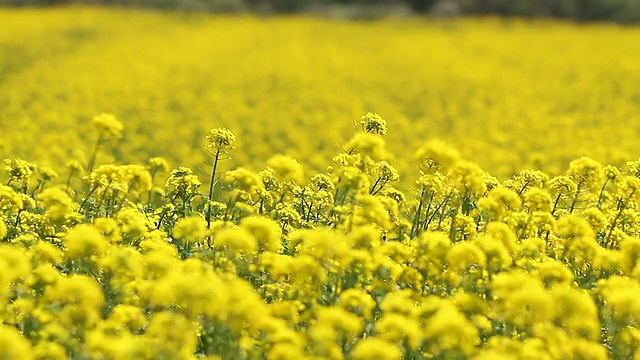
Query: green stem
[
  {"left": 207, "top": 148, "right": 221, "bottom": 230},
  {"left": 596, "top": 178, "right": 610, "bottom": 209},
  {"left": 569, "top": 180, "right": 583, "bottom": 213},
  {"left": 551, "top": 193, "right": 562, "bottom": 216},
  {"left": 79, "top": 185, "right": 99, "bottom": 212},
  {"left": 411, "top": 188, "right": 426, "bottom": 238},
  {"left": 87, "top": 135, "right": 103, "bottom": 174},
  {"left": 147, "top": 169, "right": 158, "bottom": 205},
  {"left": 605, "top": 198, "right": 627, "bottom": 244}
]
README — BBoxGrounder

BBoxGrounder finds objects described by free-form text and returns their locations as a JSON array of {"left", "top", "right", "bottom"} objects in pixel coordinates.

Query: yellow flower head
[
  {"left": 360, "top": 112, "right": 388, "bottom": 135},
  {"left": 165, "top": 167, "right": 202, "bottom": 194},
  {"left": 4, "top": 158, "right": 36, "bottom": 190},
  {"left": 173, "top": 215, "right": 207, "bottom": 245},
  {"left": 344, "top": 133, "right": 388, "bottom": 161},
  {"left": 240, "top": 216, "right": 282, "bottom": 253},
  {"left": 267, "top": 154, "right": 305, "bottom": 185},
  {"left": 351, "top": 337, "right": 402, "bottom": 360},
  {"left": 206, "top": 127, "right": 236, "bottom": 151},
  {"left": 64, "top": 224, "right": 109, "bottom": 259},
  {"left": 0, "top": 324, "right": 34, "bottom": 360},
  {"left": 415, "top": 139, "right": 461, "bottom": 173},
  {"left": 148, "top": 157, "right": 170, "bottom": 173},
  {"left": 567, "top": 156, "right": 604, "bottom": 191},
  {"left": 0, "top": 184, "right": 24, "bottom": 214},
  {"left": 93, "top": 113, "right": 123, "bottom": 139}
]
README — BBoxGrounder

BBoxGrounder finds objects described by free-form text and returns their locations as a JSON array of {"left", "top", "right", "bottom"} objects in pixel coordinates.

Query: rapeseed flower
[
  {"left": 64, "top": 224, "right": 109, "bottom": 259},
  {"left": 350, "top": 337, "right": 402, "bottom": 360}
]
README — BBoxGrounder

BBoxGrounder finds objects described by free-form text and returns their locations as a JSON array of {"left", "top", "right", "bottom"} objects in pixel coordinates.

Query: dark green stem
[{"left": 207, "top": 148, "right": 221, "bottom": 230}]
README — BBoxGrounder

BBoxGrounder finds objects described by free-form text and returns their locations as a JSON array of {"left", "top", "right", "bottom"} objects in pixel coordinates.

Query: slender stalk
[
  {"left": 87, "top": 135, "right": 103, "bottom": 174},
  {"left": 569, "top": 180, "right": 583, "bottom": 213},
  {"left": 79, "top": 186, "right": 99, "bottom": 212},
  {"left": 422, "top": 191, "right": 435, "bottom": 231},
  {"left": 207, "top": 148, "right": 221, "bottom": 230},
  {"left": 146, "top": 169, "right": 158, "bottom": 205},
  {"left": 426, "top": 192, "right": 452, "bottom": 229},
  {"left": 410, "top": 188, "right": 426, "bottom": 238},
  {"left": 605, "top": 198, "right": 628, "bottom": 244},
  {"left": 596, "top": 178, "right": 610, "bottom": 209},
  {"left": 369, "top": 177, "right": 383, "bottom": 195},
  {"left": 65, "top": 171, "right": 73, "bottom": 194},
  {"left": 517, "top": 180, "right": 531, "bottom": 196},
  {"left": 551, "top": 193, "right": 562, "bottom": 216}
]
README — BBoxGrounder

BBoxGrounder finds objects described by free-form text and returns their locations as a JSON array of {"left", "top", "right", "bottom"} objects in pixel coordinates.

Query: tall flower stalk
[
  {"left": 87, "top": 113, "right": 123, "bottom": 174},
  {"left": 205, "top": 127, "right": 236, "bottom": 229}
]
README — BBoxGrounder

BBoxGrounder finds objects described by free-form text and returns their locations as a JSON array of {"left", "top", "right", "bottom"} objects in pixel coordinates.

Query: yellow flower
[
  {"left": 316, "top": 306, "right": 364, "bottom": 338},
  {"left": 64, "top": 224, "right": 109, "bottom": 259},
  {"left": 30, "top": 240, "right": 64, "bottom": 264},
  {"left": 523, "top": 187, "right": 553, "bottom": 212},
  {"left": 44, "top": 274, "right": 105, "bottom": 328},
  {"left": 0, "top": 220, "right": 6, "bottom": 239},
  {"left": 446, "top": 241, "right": 487, "bottom": 274},
  {"left": 491, "top": 272, "right": 555, "bottom": 329},
  {"left": 567, "top": 156, "right": 604, "bottom": 192},
  {"left": 165, "top": 166, "right": 202, "bottom": 194},
  {"left": 39, "top": 166, "right": 59, "bottom": 181},
  {"left": 32, "top": 341, "right": 67, "bottom": 360},
  {"left": 475, "top": 234, "right": 512, "bottom": 272},
  {"left": 4, "top": 158, "right": 36, "bottom": 191},
  {"left": 422, "top": 301, "right": 479, "bottom": 355},
  {"left": 350, "top": 337, "right": 402, "bottom": 360},
  {"left": 580, "top": 207, "right": 608, "bottom": 233},
  {"left": 214, "top": 225, "right": 258, "bottom": 254},
  {"left": 619, "top": 175, "right": 640, "bottom": 203},
  {"left": 115, "top": 208, "right": 150, "bottom": 240},
  {"left": 337, "top": 288, "right": 377, "bottom": 318},
  {"left": 172, "top": 215, "right": 207, "bottom": 245},
  {"left": 549, "top": 286, "right": 600, "bottom": 340},
  {"left": 415, "top": 139, "right": 461, "bottom": 173},
  {"left": 38, "top": 186, "right": 78, "bottom": 223},
  {"left": 144, "top": 312, "right": 198, "bottom": 359},
  {"left": 478, "top": 187, "right": 521, "bottom": 220},
  {"left": 0, "top": 324, "right": 35, "bottom": 360},
  {"left": 206, "top": 127, "right": 236, "bottom": 150},
  {"left": 0, "top": 245, "right": 31, "bottom": 300},
  {"left": 448, "top": 160, "right": 487, "bottom": 197},
  {"left": 267, "top": 154, "right": 305, "bottom": 185},
  {"left": 344, "top": 133, "right": 388, "bottom": 161},
  {"left": 105, "top": 304, "right": 148, "bottom": 332},
  {"left": 93, "top": 113, "right": 124, "bottom": 139},
  {"left": 148, "top": 156, "right": 169, "bottom": 173},
  {"left": 375, "top": 313, "right": 422, "bottom": 349},
  {"left": 224, "top": 167, "right": 266, "bottom": 197},
  {"left": 240, "top": 216, "right": 283, "bottom": 253},
  {"left": 354, "top": 195, "right": 394, "bottom": 230},
  {"left": 360, "top": 112, "right": 388, "bottom": 135},
  {"left": 536, "top": 259, "right": 574, "bottom": 288}
]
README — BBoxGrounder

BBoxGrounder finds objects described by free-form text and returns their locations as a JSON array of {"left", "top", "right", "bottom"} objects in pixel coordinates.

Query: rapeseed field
[
  {"left": 2, "top": 7, "right": 640, "bottom": 179},
  {"left": 2, "top": 6, "right": 640, "bottom": 360}
]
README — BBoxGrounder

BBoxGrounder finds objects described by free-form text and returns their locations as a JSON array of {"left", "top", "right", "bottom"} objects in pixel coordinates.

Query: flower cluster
[{"left": 1, "top": 114, "right": 640, "bottom": 359}]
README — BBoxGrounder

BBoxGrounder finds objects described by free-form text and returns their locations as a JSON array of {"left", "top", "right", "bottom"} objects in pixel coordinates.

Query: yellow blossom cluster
[
  {"left": 1, "top": 7, "right": 640, "bottom": 180},
  {"left": 2, "top": 114, "right": 640, "bottom": 359}
]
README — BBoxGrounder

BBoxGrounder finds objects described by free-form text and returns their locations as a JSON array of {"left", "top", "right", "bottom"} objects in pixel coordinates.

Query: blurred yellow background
[{"left": 2, "top": 7, "right": 639, "bottom": 180}]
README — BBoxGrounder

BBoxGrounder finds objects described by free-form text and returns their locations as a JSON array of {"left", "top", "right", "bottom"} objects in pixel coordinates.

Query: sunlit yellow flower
[
  {"left": 0, "top": 324, "right": 35, "bottom": 359},
  {"left": 350, "top": 337, "right": 402, "bottom": 360},
  {"left": 173, "top": 215, "right": 207, "bottom": 245},
  {"left": 206, "top": 127, "right": 236, "bottom": 150},
  {"left": 64, "top": 224, "right": 109, "bottom": 259},
  {"left": 360, "top": 112, "right": 388, "bottom": 135}
]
